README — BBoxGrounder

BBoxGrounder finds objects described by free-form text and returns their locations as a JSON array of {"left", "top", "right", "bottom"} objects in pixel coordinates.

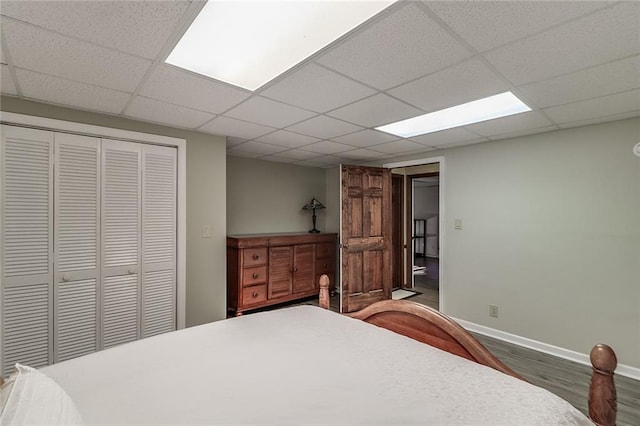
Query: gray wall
[
  {"left": 414, "top": 185, "right": 439, "bottom": 219},
  {"left": 1, "top": 96, "right": 228, "bottom": 327},
  {"left": 378, "top": 117, "right": 640, "bottom": 369},
  {"left": 226, "top": 156, "right": 328, "bottom": 235}
]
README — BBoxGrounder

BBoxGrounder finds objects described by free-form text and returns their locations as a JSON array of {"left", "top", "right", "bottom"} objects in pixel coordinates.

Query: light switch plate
[
  {"left": 202, "top": 225, "right": 212, "bottom": 238},
  {"left": 454, "top": 219, "right": 462, "bottom": 230}
]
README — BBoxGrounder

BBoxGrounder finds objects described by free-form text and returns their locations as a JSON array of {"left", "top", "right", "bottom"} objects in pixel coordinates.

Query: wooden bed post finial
[
  {"left": 319, "top": 274, "right": 330, "bottom": 310},
  {"left": 589, "top": 344, "right": 617, "bottom": 426}
]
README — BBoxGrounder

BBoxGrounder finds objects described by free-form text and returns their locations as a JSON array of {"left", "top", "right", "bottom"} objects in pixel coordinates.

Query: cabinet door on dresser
[
  {"left": 315, "top": 242, "right": 335, "bottom": 290},
  {"left": 292, "top": 244, "right": 315, "bottom": 294},
  {"left": 268, "top": 246, "right": 293, "bottom": 299}
]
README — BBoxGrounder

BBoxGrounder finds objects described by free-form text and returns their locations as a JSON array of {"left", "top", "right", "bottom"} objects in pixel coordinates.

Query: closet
[{"left": 1, "top": 122, "right": 178, "bottom": 376}]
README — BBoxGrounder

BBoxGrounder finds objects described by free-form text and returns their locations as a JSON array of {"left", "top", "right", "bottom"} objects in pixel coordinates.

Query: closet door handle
[
  {"left": 62, "top": 274, "right": 70, "bottom": 282},
  {"left": 128, "top": 268, "right": 136, "bottom": 275}
]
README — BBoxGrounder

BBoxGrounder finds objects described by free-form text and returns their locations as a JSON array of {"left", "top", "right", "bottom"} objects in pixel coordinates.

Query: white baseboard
[{"left": 452, "top": 317, "right": 640, "bottom": 381}]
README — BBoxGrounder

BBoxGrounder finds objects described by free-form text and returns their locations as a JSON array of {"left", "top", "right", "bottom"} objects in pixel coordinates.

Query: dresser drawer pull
[
  {"left": 252, "top": 253, "right": 260, "bottom": 260},
  {"left": 252, "top": 291, "right": 259, "bottom": 298},
  {"left": 252, "top": 272, "right": 259, "bottom": 279},
  {"left": 323, "top": 263, "right": 328, "bottom": 268}
]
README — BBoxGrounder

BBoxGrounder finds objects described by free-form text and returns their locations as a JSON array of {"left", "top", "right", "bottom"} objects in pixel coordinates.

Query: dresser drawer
[
  {"left": 316, "top": 258, "right": 334, "bottom": 275},
  {"left": 316, "top": 242, "right": 334, "bottom": 259},
  {"left": 243, "top": 248, "right": 267, "bottom": 267},
  {"left": 242, "top": 284, "right": 267, "bottom": 305},
  {"left": 242, "top": 266, "right": 267, "bottom": 286}
]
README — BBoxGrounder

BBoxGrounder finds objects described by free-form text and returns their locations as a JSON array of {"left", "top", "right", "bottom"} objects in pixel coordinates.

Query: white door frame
[
  {"left": 383, "top": 156, "right": 445, "bottom": 311},
  {"left": 0, "top": 111, "right": 187, "bottom": 329}
]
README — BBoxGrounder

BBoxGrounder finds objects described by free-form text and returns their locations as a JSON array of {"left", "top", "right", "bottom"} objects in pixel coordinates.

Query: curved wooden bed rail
[{"left": 318, "top": 274, "right": 617, "bottom": 426}]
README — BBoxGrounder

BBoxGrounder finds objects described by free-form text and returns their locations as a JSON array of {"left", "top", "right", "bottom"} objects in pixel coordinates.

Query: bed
[{"left": 1, "top": 276, "right": 617, "bottom": 425}]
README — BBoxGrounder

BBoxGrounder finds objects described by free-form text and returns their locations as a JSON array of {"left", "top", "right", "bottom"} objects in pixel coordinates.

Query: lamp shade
[{"left": 302, "top": 197, "right": 326, "bottom": 210}]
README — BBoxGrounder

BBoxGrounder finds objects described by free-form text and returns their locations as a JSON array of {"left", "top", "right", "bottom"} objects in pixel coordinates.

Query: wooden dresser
[{"left": 227, "top": 233, "right": 337, "bottom": 316}]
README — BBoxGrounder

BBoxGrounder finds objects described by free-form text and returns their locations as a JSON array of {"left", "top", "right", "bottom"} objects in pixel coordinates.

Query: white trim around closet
[{"left": 0, "top": 111, "right": 187, "bottom": 330}]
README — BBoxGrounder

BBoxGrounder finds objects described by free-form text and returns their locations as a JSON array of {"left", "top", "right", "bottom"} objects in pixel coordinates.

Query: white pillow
[{"left": 0, "top": 364, "right": 83, "bottom": 425}]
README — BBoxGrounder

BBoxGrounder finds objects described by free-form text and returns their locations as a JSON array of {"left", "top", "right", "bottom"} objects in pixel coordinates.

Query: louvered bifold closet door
[
  {"left": 141, "top": 145, "right": 176, "bottom": 338},
  {"left": 0, "top": 126, "right": 54, "bottom": 377},
  {"left": 101, "top": 140, "right": 141, "bottom": 349},
  {"left": 53, "top": 133, "right": 100, "bottom": 363}
]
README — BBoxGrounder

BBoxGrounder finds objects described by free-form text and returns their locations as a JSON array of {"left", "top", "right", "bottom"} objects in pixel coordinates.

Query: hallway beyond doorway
[{"left": 412, "top": 257, "right": 439, "bottom": 310}]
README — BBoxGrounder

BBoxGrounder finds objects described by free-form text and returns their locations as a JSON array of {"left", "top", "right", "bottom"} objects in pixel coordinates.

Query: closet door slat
[
  {"left": 142, "top": 145, "right": 176, "bottom": 337},
  {"left": 53, "top": 133, "right": 100, "bottom": 363},
  {"left": 1, "top": 125, "right": 53, "bottom": 376},
  {"left": 101, "top": 139, "right": 142, "bottom": 348}
]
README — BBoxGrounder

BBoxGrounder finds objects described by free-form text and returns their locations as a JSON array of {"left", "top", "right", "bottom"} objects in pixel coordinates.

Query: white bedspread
[{"left": 42, "top": 305, "right": 592, "bottom": 425}]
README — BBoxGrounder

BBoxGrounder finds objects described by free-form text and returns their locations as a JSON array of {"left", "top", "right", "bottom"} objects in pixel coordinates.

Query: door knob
[{"left": 128, "top": 268, "right": 135, "bottom": 274}]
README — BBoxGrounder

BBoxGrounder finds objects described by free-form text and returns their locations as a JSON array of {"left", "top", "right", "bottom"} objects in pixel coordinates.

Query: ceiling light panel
[
  {"left": 166, "top": 0, "right": 395, "bottom": 91},
  {"left": 376, "top": 92, "right": 531, "bottom": 138}
]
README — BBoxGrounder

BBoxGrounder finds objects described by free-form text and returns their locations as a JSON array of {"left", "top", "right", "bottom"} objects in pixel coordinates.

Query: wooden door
[
  {"left": 391, "top": 174, "right": 404, "bottom": 288},
  {"left": 340, "top": 165, "right": 392, "bottom": 313},
  {"left": 269, "top": 246, "right": 293, "bottom": 298},
  {"left": 292, "top": 244, "right": 315, "bottom": 293}
]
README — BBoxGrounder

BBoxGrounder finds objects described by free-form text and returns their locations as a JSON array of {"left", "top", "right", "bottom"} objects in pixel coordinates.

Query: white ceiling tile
[
  {"left": 301, "top": 141, "right": 357, "bottom": 155},
  {"left": 286, "top": 115, "right": 363, "bottom": 139},
  {"left": 225, "top": 96, "right": 316, "bottom": 128},
  {"left": 198, "top": 116, "right": 275, "bottom": 139},
  {"left": 543, "top": 90, "right": 640, "bottom": 124},
  {"left": 427, "top": 1, "right": 611, "bottom": 52},
  {"left": 269, "top": 149, "right": 322, "bottom": 161},
  {"left": 484, "top": 3, "right": 640, "bottom": 86},
  {"left": 410, "top": 127, "right": 487, "bottom": 146},
  {"left": 226, "top": 137, "right": 248, "bottom": 148},
  {"left": 340, "top": 148, "right": 388, "bottom": 160},
  {"left": 317, "top": 3, "right": 472, "bottom": 90},
  {"left": 124, "top": 96, "right": 215, "bottom": 129},
  {"left": 331, "top": 129, "right": 398, "bottom": 147},
  {"left": 226, "top": 149, "right": 262, "bottom": 159},
  {"left": 294, "top": 160, "right": 330, "bottom": 168},
  {"left": 260, "top": 63, "right": 376, "bottom": 113},
  {"left": 1, "top": 65, "right": 18, "bottom": 96},
  {"left": 488, "top": 126, "right": 558, "bottom": 141},
  {"left": 557, "top": 111, "right": 640, "bottom": 129},
  {"left": 254, "top": 130, "right": 320, "bottom": 148},
  {"left": 518, "top": 55, "right": 640, "bottom": 109},
  {"left": 389, "top": 58, "right": 510, "bottom": 112},
  {"left": 228, "top": 141, "right": 288, "bottom": 156},
  {"left": 433, "top": 139, "right": 488, "bottom": 150},
  {"left": 0, "top": 1, "right": 190, "bottom": 60},
  {"left": 328, "top": 94, "right": 422, "bottom": 127},
  {"left": 17, "top": 68, "right": 130, "bottom": 114},
  {"left": 140, "top": 65, "right": 251, "bottom": 114},
  {"left": 259, "top": 155, "right": 297, "bottom": 164},
  {"left": 311, "top": 155, "right": 345, "bottom": 166},
  {"left": 464, "top": 111, "right": 554, "bottom": 137},
  {"left": 2, "top": 18, "right": 151, "bottom": 92},
  {"left": 368, "top": 140, "right": 429, "bottom": 155}
]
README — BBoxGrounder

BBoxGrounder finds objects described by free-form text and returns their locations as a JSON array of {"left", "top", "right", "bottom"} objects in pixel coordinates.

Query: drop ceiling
[{"left": 1, "top": 1, "right": 638, "bottom": 168}]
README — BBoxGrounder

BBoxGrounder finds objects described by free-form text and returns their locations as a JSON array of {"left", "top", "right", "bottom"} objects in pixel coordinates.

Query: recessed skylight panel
[
  {"left": 166, "top": 0, "right": 395, "bottom": 91},
  {"left": 376, "top": 92, "right": 532, "bottom": 138}
]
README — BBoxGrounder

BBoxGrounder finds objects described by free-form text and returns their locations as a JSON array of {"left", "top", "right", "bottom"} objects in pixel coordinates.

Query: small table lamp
[{"left": 302, "top": 197, "right": 326, "bottom": 234}]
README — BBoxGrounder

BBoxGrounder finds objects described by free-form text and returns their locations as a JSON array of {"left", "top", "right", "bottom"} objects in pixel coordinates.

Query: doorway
[
  {"left": 385, "top": 157, "right": 444, "bottom": 312},
  {"left": 411, "top": 175, "right": 440, "bottom": 310}
]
